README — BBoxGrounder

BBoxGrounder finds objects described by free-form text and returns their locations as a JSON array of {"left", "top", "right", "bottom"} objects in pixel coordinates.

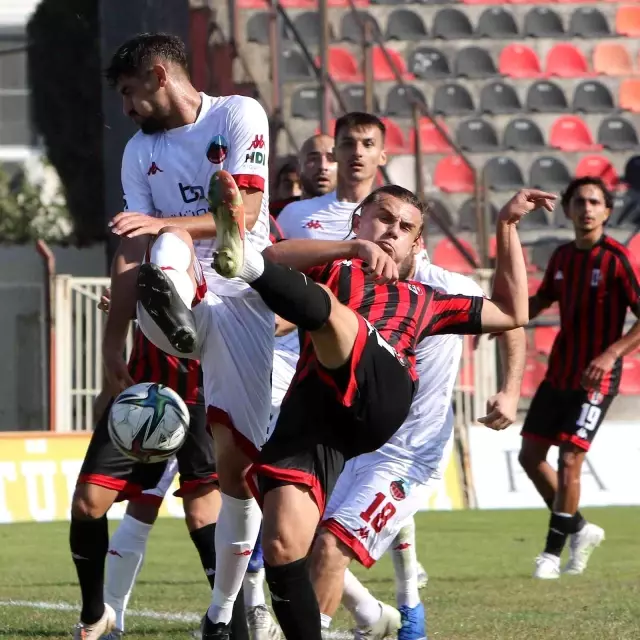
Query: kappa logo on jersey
[
  {"left": 147, "top": 162, "right": 163, "bottom": 176},
  {"left": 355, "top": 526, "right": 369, "bottom": 540},
  {"left": 390, "top": 479, "right": 408, "bottom": 501},
  {"left": 588, "top": 390, "right": 604, "bottom": 405},
  {"left": 577, "top": 427, "right": 589, "bottom": 440},
  {"left": 247, "top": 134, "right": 265, "bottom": 150},
  {"left": 305, "top": 220, "right": 323, "bottom": 230},
  {"left": 408, "top": 283, "right": 423, "bottom": 295},
  {"left": 591, "top": 269, "right": 601, "bottom": 287},
  {"left": 207, "top": 134, "right": 228, "bottom": 164}
]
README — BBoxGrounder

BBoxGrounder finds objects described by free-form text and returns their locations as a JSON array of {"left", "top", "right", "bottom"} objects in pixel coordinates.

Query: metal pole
[
  {"left": 319, "top": 0, "right": 330, "bottom": 133},
  {"left": 412, "top": 103, "right": 425, "bottom": 200},
  {"left": 363, "top": 22, "right": 373, "bottom": 113}
]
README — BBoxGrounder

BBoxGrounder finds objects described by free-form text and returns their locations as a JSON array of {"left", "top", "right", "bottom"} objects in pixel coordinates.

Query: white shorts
[
  {"left": 321, "top": 456, "right": 439, "bottom": 567},
  {"left": 138, "top": 288, "right": 274, "bottom": 455},
  {"left": 270, "top": 349, "right": 297, "bottom": 416},
  {"left": 133, "top": 457, "right": 178, "bottom": 506}
]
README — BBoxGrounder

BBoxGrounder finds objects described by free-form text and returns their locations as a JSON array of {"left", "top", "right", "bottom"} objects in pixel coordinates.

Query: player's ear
[
  {"left": 351, "top": 213, "right": 361, "bottom": 234},
  {"left": 152, "top": 63, "right": 168, "bottom": 88},
  {"left": 378, "top": 148, "right": 387, "bottom": 168}
]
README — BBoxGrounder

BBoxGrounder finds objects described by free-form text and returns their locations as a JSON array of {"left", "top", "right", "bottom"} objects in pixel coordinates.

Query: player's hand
[
  {"left": 98, "top": 287, "right": 111, "bottom": 314},
  {"left": 102, "top": 346, "right": 135, "bottom": 395},
  {"left": 498, "top": 189, "right": 557, "bottom": 226},
  {"left": 477, "top": 390, "right": 518, "bottom": 430},
  {"left": 109, "top": 212, "right": 165, "bottom": 238},
  {"left": 355, "top": 240, "right": 399, "bottom": 284},
  {"left": 582, "top": 350, "right": 617, "bottom": 389}
]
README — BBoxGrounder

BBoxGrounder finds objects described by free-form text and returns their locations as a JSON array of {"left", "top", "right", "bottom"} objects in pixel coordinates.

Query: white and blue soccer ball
[{"left": 108, "top": 382, "right": 190, "bottom": 463}]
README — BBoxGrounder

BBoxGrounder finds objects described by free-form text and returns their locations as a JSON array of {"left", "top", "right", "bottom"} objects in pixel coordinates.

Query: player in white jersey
[{"left": 103, "top": 34, "right": 270, "bottom": 640}]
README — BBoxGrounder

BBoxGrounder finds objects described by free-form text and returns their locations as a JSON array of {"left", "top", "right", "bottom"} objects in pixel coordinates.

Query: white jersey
[{"left": 121, "top": 93, "right": 271, "bottom": 296}]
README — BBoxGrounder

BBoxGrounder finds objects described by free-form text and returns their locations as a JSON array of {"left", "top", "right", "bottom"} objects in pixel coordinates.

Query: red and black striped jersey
[
  {"left": 269, "top": 214, "right": 285, "bottom": 244},
  {"left": 303, "top": 259, "right": 483, "bottom": 378},
  {"left": 536, "top": 235, "right": 640, "bottom": 395},
  {"left": 127, "top": 328, "right": 203, "bottom": 404}
]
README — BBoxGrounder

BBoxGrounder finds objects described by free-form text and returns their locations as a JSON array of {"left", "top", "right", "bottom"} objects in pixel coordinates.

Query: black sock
[
  {"left": 265, "top": 558, "right": 322, "bottom": 640},
  {"left": 544, "top": 512, "right": 573, "bottom": 557},
  {"left": 572, "top": 511, "right": 586, "bottom": 533},
  {"left": 251, "top": 259, "right": 331, "bottom": 331},
  {"left": 190, "top": 523, "right": 249, "bottom": 640},
  {"left": 70, "top": 515, "right": 109, "bottom": 624}
]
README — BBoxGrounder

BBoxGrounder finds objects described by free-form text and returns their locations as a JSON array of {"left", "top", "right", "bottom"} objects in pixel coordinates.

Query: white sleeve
[
  {"left": 224, "top": 97, "right": 270, "bottom": 192},
  {"left": 275, "top": 202, "right": 298, "bottom": 237},
  {"left": 121, "top": 137, "right": 155, "bottom": 215}
]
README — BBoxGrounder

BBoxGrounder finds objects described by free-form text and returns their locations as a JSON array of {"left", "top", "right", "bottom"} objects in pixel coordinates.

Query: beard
[
  {"left": 398, "top": 254, "right": 415, "bottom": 280},
  {"left": 302, "top": 174, "right": 333, "bottom": 198},
  {"left": 139, "top": 116, "right": 165, "bottom": 135}
]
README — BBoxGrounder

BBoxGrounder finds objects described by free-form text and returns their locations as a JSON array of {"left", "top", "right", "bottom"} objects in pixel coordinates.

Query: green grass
[{"left": 1, "top": 508, "right": 640, "bottom": 639}]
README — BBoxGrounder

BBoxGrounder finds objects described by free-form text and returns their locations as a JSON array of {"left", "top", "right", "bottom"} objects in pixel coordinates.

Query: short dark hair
[
  {"left": 356, "top": 184, "right": 428, "bottom": 235},
  {"left": 105, "top": 33, "right": 189, "bottom": 87},
  {"left": 334, "top": 112, "right": 386, "bottom": 142},
  {"left": 561, "top": 176, "right": 613, "bottom": 212},
  {"left": 275, "top": 156, "right": 300, "bottom": 188}
]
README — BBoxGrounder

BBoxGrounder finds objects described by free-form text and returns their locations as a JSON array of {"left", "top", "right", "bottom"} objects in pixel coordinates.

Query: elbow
[
  {"left": 263, "top": 244, "right": 279, "bottom": 262},
  {"left": 514, "top": 311, "right": 529, "bottom": 328}
]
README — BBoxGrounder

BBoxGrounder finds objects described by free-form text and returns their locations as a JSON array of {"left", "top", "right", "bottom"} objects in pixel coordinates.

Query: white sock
[
  {"left": 390, "top": 518, "right": 421, "bottom": 608},
  {"left": 207, "top": 494, "right": 262, "bottom": 624},
  {"left": 342, "top": 568, "right": 382, "bottom": 628},
  {"left": 243, "top": 568, "right": 266, "bottom": 608},
  {"left": 150, "top": 232, "right": 196, "bottom": 307},
  {"left": 320, "top": 613, "right": 332, "bottom": 629},
  {"left": 239, "top": 237, "right": 265, "bottom": 283},
  {"left": 104, "top": 514, "right": 153, "bottom": 632}
]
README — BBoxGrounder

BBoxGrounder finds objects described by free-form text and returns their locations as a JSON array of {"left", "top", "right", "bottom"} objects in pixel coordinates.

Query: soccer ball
[{"left": 108, "top": 382, "right": 190, "bottom": 463}]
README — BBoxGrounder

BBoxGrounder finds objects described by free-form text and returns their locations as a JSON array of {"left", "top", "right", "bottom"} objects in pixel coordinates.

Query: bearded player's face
[{"left": 117, "top": 71, "right": 168, "bottom": 135}]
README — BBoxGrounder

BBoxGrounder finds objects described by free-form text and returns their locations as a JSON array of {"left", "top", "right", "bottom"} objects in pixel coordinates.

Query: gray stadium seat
[
  {"left": 409, "top": 47, "right": 451, "bottom": 79},
  {"left": 433, "top": 8, "right": 474, "bottom": 40},
  {"left": 531, "top": 240, "right": 564, "bottom": 271},
  {"left": 572, "top": 81, "right": 615, "bottom": 113},
  {"left": 386, "top": 9, "right": 428, "bottom": 41},
  {"left": 385, "top": 85, "right": 427, "bottom": 117},
  {"left": 340, "top": 11, "right": 381, "bottom": 43},
  {"left": 476, "top": 8, "right": 519, "bottom": 39},
  {"left": 623, "top": 155, "right": 640, "bottom": 189},
  {"left": 291, "top": 85, "right": 321, "bottom": 119},
  {"left": 529, "top": 156, "right": 572, "bottom": 191},
  {"left": 525, "top": 81, "right": 568, "bottom": 113},
  {"left": 339, "top": 85, "right": 381, "bottom": 113},
  {"left": 480, "top": 81, "right": 521, "bottom": 114},
  {"left": 292, "top": 12, "right": 326, "bottom": 45},
  {"left": 282, "top": 47, "right": 314, "bottom": 82},
  {"left": 433, "top": 83, "right": 475, "bottom": 115},
  {"left": 569, "top": 7, "right": 611, "bottom": 38},
  {"left": 455, "top": 47, "right": 497, "bottom": 79},
  {"left": 503, "top": 118, "right": 545, "bottom": 151},
  {"left": 598, "top": 117, "right": 639, "bottom": 150},
  {"left": 524, "top": 7, "right": 565, "bottom": 38},
  {"left": 426, "top": 199, "right": 454, "bottom": 229},
  {"left": 483, "top": 157, "right": 525, "bottom": 192},
  {"left": 456, "top": 118, "right": 499, "bottom": 152},
  {"left": 518, "top": 207, "right": 550, "bottom": 229},
  {"left": 607, "top": 194, "right": 640, "bottom": 228},
  {"left": 458, "top": 198, "right": 498, "bottom": 231},
  {"left": 247, "top": 12, "right": 271, "bottom": 44}
]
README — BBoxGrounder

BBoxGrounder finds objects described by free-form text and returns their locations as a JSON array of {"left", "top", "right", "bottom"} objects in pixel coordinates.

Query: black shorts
[
  {"left": 78, "top": 399, "right": 216, "bottom": 501},
  {"left": 521, "top": 380, "right": 614, "bottom": 452},
  {"left": 249, "top": 316, "right": 416, "bottom": 515}
]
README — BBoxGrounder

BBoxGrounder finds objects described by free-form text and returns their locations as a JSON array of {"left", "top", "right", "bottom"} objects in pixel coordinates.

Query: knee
[
  {"left": 157, "top": 225, "right": 191, "bottom": 243},
  {"left": 183, "top": 486, "right": 221, "bottom": 530},
  {"left": 518, "top": 447, "right": 535, "bottom": 471},
  {"left": 518, "top": 444, "right": 545, "bottom": 472},
  {"left": 559, "top": 450, "right": 584, "bottom": 486},
  {"left": 262, "top": 523, "right": 310, "bottom": 567},
  {"left": 312, "top": 530, "right": 351, "bottom": 575},
  {"left": 71, "top": 486, "right": 109, "bottom": 521}
]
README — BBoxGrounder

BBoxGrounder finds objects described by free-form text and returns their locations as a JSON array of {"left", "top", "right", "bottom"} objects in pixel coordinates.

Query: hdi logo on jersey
[
  {"left": 207, "top": 134, "right": 228, "bottom": 164},
  {"left": 245, "top": 151, "right": 266, "bottom": 166}
]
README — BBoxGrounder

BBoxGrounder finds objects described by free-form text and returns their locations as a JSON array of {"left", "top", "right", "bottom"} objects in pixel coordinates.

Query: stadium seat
[
  {"left": 483, "top": 156, "right": 525, "bottom": 191},
  {"left": 527, "top": 275, "right": 542, "bottom": 298},
  {"left": 456, "top": 118, "right": 500, "bottom": 152},
  {"left": 434, "top": 156, "right": 475, "bottom": 193},
  {"left": 324, "top": 47, "right": 361, "bottom": 82},
  {"left": 531, "top": 239, "right": 564, "bottom": 271},
  {"left": 476, "top": 8, "right": 519, "bottom": 38},
  {"left": 533, "top": 326, "right": 559, "bottom": 356},
  {"left": 237, "top": 0, "right": 268, "bottom": 8},
  {"left": 283, "top": 47, "right": 315, "bottom": 81},
  {"left": 340, "top": 11, "right": 381, "bottom": 42},
  {"left": 426, "top": 199, "right": 454, "bottom": 229},
  {"left": 246, "top": 12, "right": 271, "bottom": 44},
  {"left": 521, "top": 360, "right": 546, "bottom": 399},
  {"left": 339, "top": 85, "right": 381, "bottom": 113},
  {"left": 519, "top": 206, "right": 550, "bottom": 230},
  {"left": 524, "top": 7, "right": 565, "bottom": 38},
  {"left": 433, "top": 83, "right": 475, "bottom": 115},
  {"left": 410, "top": 118, "right": 452, "bottom": 153},
  {"left": 372, "top": 46, "right": 410, "bottom": 81},
  {"left": 457, "top": 198, "right": 497, "bottom": 232},
  {"left": 381, "top": 118, "right": 409, "bottom": 154},
  {"left": 550, "top": 115, "right": 600, "bottom": 151},
  {"left": 385, "top": 85, "right": 427, "bottom": 117},
  {"left": 592, "top": 43, "right": 634, "bottom": 76},
  {"left": 572, "top": 81, "right": 616, "bottom": 113},
  {"left": 456, "top": 46, "right": 497, "bottom": 79},
  {"left": 628, "top": 233, "right": 640, "bottom": 256},
  {"left": 569, "top": 7, "right": 611, "bottom": 37},
  {"left": 291, "top": 86, "right": 321, "bottom": 119},
  {"left": 503, "top": 118, "right": 546, "bottom": 150},
  {"left": 281, "top": 0, "right": 318, "bottom": 7},
  {"left": 526, "top": 81, "right": 568, "bottom": 113},
  {"left": 409, "top": 47, "right": 451, "bottom": 79},
  {"left": 327, "top": 0, "right": 369, "bottom": 7},
  {"left": 545, "top": 44, "right": 591, "bottom": 78},
  {"left": 575, "top": 155, "right": 619, "bottom": 190},
  {"left": 620, "top": 79, "right": 640, "bottom": 113},
  {"left": 432, "top": 237, "right": 478, "bottom": 274},
  {"left": 530, "top": 156, "right": 572, "bottom": 191},
  {"left": 386, "top": 9, "right": 428, "bottom": 40},
  {"left": 616, "top": 6, "right": 640, "bottom": 37},
  {"left": 292, "top": 11, "right": 327, "bottom": 44},
  {"left": 499, "top": 45, "right": 542, "bottom": 78},
  {"left": 607, "top": 194, "right": 635, "bottom": 228},
  {"left": 480, "top": 81, "right": 521, "bottom": 114},
  {"left": 598, "top": 116, "right": 639, "bottom": 151},
  {"left": 433, "top": 8, "right": 474, "bottom": 39},
  {"left": 620, "top": 359, "right": 640, "bottom": 395}
]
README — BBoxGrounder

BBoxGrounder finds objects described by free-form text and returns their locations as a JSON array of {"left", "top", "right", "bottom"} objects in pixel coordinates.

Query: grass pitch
[{"left": 1, "top": 507, "right": 639, "bottom": 639}]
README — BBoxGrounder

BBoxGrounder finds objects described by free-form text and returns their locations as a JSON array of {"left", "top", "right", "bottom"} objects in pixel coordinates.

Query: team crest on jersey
[
  {"left": 390, "top": 479, "right": 408, "bottom": 501},
  {"left": 408, "top": 283, "right": 423, "bottom": 295},
  {"left": 591, "top": 269, "right": 601, "bottom": 287},
  {"left": 554, "top": 270, "right": 563, "bottom": 280},
  {"left": 207, "top": 134, "right": 228, "bottom": 164},
  {"left": 587, "top": 390, "right": 604, "bottom": 405}
]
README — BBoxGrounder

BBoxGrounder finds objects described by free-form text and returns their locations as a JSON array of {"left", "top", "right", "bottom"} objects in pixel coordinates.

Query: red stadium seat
[
  {"left": 620, "top": 79, "right": 640, "bottom": 113},
  {"left": 324, "top": 47, "right": 362, "bottom": 82},
  {"left": 372, "top": 46, "right": 411, "bottom": 81},
  {"left": 575, "top": 155, "right": 619, "bottom": 190},
  {"left": 499, "top": 45, "right": 542, "bottom": 79},
  {"left": 409, "top": 118, "right": 452, "bottom": 154},
  {"left": 434, "top": 156, "right": 475, "bottom": 193},
  {"left": 593, "top": 43, "right": 634, "bottom": 76},
  {"left": 521, "top": 359, "right": 546, "bottom": 398},
  {"left": 237, "top": 0, "right": 268, "bottom": 7},
  {"left": 281, "top": 0, "right": 317, "bottom": 6},
  {"left": 616, "top": 6, "right": 640, "bottom": 37},
  {"left": 545, "top": 44, "right": 591, "bottom": 78},
  {"left": 556, "top": 0, "right": 599, "bottom": 4},
  {"left": 627, "top": 233, "right": 640, "bottom": 256},
  {"left": 328, "top": 0, "right": 369, "bottom": 6},
  {"left": 458, "top": 336, "right": 475, "bottom": 392},
  {"left": 432, "top": 238, "right": 479, "bottom": 274},
  {"left": 489, "top": 237, "right": 536, "bottom": 272},
  {"left": 315, "top": 120, "right": 336, "bottom": 136},
  {"left": 620, "top": 359, "right": 640, "bottom": 395},
  {"left": 550, "top": 116, "right": 601, "bottom": 152},
  {"left": 380, "top": 118, "right": 409, "bottom": 154},
  {"left": 533, "top": 326, "right": 559, "bottom": 356}
]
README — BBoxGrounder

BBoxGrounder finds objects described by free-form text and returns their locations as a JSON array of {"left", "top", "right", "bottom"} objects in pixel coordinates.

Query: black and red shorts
[
  {"left": 78, "top": 399, "right": 216, "bottom": 501},
  {"left": 248, "top": 315, "right": 416, "bottom": 515},
  {"left": 521, "top": 380, "right": 614, "bottom": 452}
]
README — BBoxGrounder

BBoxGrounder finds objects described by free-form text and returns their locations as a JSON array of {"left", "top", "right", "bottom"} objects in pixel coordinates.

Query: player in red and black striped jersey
[
  {"left": 210, "top": 176, "right": 548, "bottom": 640},
  {"left": 521, "top": 177, "right": 640, "bottom": 580}
]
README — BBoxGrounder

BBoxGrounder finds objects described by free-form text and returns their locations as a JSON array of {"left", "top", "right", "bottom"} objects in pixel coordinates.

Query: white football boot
[
  {"left": 563, "top": 523, "right": 605, "bottom": 575},
  {"left": 73, "top": 603, "right": 116, "bottom": 640},
  {"left": 353, "top": 602, "right": 402, "bottom": 639},
  {"left": 533, "top": 552, "right": 561, "bottom": 580}
]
